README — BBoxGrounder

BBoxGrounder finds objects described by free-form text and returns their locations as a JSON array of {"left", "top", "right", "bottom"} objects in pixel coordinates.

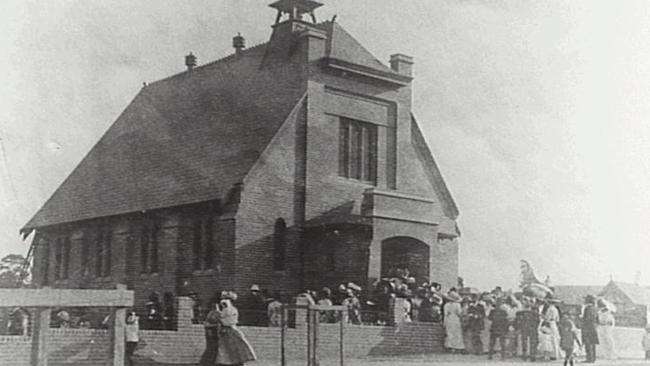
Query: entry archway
[{"left": 380, "top": 237, "right": 430, "bottom": 284}]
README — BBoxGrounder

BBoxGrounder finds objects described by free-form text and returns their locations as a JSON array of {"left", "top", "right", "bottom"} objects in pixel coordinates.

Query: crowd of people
[
  {"left": 437, "top": 287, "right": 629, "bottom": 364},
  {"left": 7, "top": 267, "right": 650, "bottom": 366},
  {"left": 187, "top": 269, "right": 453, "bottom": 328}
]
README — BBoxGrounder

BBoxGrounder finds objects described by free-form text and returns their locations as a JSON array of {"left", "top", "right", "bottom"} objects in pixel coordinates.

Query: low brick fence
[
  {"left": 0, "top": 329, "right": 111, "bottom": 366},
  {"left": 1, "top": 303, "right": 647, "bottom": 366},
  {"left": 0, "top": 297, "right": 445, "bottom": 365}
]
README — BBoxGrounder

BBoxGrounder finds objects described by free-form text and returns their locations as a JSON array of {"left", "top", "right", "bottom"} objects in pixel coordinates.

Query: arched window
[
  {"left": 273, "top": 218, "right": 286, "bottom": 271},
  {"left": 42, "top": 241, "right": 50, "bottom": 285},
  {"left": 192, "top": 216, "right": 216, "bottom": 271},
  {"left": 140, "top": 226, "right": 149, "bottom": 273}
]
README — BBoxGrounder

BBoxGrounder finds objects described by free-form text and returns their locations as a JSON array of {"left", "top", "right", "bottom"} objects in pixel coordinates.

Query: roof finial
[
  {"left": 233, "top": 33, "right": 245, "bottom": 55},
  {"left": 185, "top": 52, "right": 197, "bottom": 71}
]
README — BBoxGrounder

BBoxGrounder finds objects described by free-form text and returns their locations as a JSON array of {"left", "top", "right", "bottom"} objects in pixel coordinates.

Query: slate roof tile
[{"left": 23, "top": 21, "right": 402, "bottom": 230}]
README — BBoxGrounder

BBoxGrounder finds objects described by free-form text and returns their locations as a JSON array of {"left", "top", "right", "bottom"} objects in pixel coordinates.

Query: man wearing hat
[
  {"left": 488, "top": 298, "right": 509, "bottom": 360},
  {"left": 581, "top": 295, "right": 599, "bottom": 363},
  {"left": 245, "top": 284, "right": 266, "bottom": 326},
  {"left": 517, "top": 297, "right": 540, "bottom": 361}
]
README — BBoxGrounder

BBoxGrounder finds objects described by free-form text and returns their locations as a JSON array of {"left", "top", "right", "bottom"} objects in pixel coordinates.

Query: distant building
[
  {"left": 553, "top": 285, "right": 603, "bottom": 315},
  {"left": 21, "top": 0, "right": 460, "bottom": 310},
  {"left": 599, "top": 281, "right": 650, "bottom": 327},
  {"left": 554, "top": 281, "right": 650, "bottom": 327}
]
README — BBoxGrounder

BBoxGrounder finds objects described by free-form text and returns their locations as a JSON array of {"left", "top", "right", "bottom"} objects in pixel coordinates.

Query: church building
[{"left": 22, "top": 0, "right": 461, "bottom": 308}]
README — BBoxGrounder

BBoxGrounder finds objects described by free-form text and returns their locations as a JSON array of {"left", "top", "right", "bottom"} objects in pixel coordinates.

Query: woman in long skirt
[
  {"left": 443, "top": 291, "right": 466, "bottom": 352},
  {"left": 596, "top": 300, "right": 618, "bottom": 360},
  {"left": 542, "top": 300, "right": 561, "bottom": 360},
  {"left": 200, "top": 299, "right": 220, "bottom": 366},
  {"left": 217, "top": 293, "right": 257, "bottom": 366}
]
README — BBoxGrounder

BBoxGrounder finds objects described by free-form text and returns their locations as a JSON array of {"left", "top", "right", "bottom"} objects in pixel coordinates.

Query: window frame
[
  {"left": 140, "top": 220, "right": 160, "bottom": 274},
  {"left": 54, "top": 238, "right": 62, "bottom": 281},
  {"left": 96, "top": 229, "right": 104, "bottom": 277},
  {"left": 338, "top": 117, "right": 378, "bottom": 184},
  {"left": 192, "top": 216, "right": 216, "bottom": 272},
  {"left": 273, "top": 218, "right": 287, "bottom": 271},
  {"left": 62, "top": 236, "right": 71, "bottom": 279},
  {"left": 42, "top": 241, "right": 50, "bottom": 285}
]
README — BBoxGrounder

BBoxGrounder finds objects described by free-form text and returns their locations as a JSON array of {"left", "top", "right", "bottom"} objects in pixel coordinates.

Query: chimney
[
  {"left": 298, "top": 27, "right": 327, "bottom": 61},
  {"left": 185, "top": 52, "right": 197, "bottom": 71},
  {"left": 390, "top": 53, "right": 414, "bottom": 77},
  {"left": 233, "top": 33, "right": 246, "bottom": 55}
]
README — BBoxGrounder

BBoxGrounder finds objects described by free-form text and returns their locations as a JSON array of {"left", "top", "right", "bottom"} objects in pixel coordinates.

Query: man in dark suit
[
  {"left": 581, "top": 295, "right": 599, "bottom": 363},
  {"left": 517, "top": 297, "right": 540, "bottom": 361}
]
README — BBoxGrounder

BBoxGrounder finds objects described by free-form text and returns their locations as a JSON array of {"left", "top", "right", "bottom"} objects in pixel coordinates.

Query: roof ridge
[{"left": 146, "top": 40, "right": 270, "bottom": 87}]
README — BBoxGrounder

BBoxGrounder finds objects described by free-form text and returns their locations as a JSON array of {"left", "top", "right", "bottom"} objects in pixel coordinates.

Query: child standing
[
  {"left": 642, "top": 324, "right": 650, "bottom": 360},
  {"left": 125, "top": 310, "right": 139, "bottom": 366},
  {"left": 559, "top": 316, "right": 581, "bottom": 366},
  {"left": 537, "top": 321, "right": 554, "bottom": 360}
]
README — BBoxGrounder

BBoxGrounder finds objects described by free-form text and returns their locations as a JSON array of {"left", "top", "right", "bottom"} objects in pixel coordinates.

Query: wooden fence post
[
  {"left": 111, "top": 307, "right": 126, "bottom": 366},
  {"left": 30, "top": 307, "right": 51, "bottom": 366},
  {"left": 112, "top": 284, "right": 128, "bottom": 366}
]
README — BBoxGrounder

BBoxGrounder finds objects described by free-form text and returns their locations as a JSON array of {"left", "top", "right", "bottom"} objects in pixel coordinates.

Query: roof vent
[
  {"left": 233, "top": 33, "right": 246, "bottom": 55},
  {"left": 185, "top": 52, "right": 197, "bottom": 71}
]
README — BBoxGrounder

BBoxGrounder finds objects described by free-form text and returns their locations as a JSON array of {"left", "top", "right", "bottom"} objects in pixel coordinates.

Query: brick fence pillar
[
  {"left": 295, "top": 297, "right": 311, "bottom": 329},
  {"left": 388, "top": 297, "right": 407, "bottom": 326},
  {"left": 175, "top": 296, "right": 194, "bottom": 330}
]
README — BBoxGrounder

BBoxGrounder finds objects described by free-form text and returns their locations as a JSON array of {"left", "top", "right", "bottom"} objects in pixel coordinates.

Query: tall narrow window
[
  {"left": 96, "top": 231, "right": 104, "bottom": 277},
  {"left": 103, "top": 231, "right": 112, "bottom": 277},
  {"left": 150, "top": 224, "right": 159, "bottom": 273},
  {"left": 140, "top": 227, "right": 149, "bottom": 273},
  {"left": 193, "top": 217, "right": 215, "bottom": 271},
  {"left": 338, "top": 118, "right": 378, "bottom": 183},
  {"left": 364, "top": 126, "right": 377, "bottom": 182},
  {"left": 350, "top": 123, "right": 362, "bottom": 179},
  {"left": 273, "top": 218, "right": 287, "bottom": 271},
  {"left": 192, "top": 221, "right": 202, "bottom": 271},
  {"left": 140, "top": 221, "right": 160, "bottom": 274},
  {"left": 42, "top": 242, "right": 50, "bottom": 285},
  {"left": 54, "top": 238, "right": 62, "bottom": 280},
  {"left": 339, "top": 122, "right": 350, "bottom": 177},
  {"left": 204, "top": 219, "right": 214, "bottom": 269},
  {"left": 62, "top": 237, "right": 71, "bottom": 279},
  {"left": 81, "top": 232, "right": 89, "bottom": 275}
]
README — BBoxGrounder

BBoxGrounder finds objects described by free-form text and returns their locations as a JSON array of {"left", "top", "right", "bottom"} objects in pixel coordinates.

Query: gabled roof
[
  {"left": 321, "top": 22, "right": 396, "bottom": 74},
  {"left": 23, "top": 20, "right": 401, "bottom": 231},
  {"left": 553, "top": 285, "right": 603, "bottom": 305},
  {"left": 24, "top": 40, "right": 305, "bottom": 230},
  {"left": 410, "top": 115, "right": 459, "bottom": 220},
  {"left": 600, "top": 281, "right": 650, "bottom": 305}
]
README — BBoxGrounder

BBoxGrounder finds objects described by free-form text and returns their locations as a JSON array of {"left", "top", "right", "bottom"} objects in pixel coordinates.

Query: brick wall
[
  {"left": 431, "top": 237, "right": 459, "bottom": 290},
  {"left": 0, "top": 329, "right": 111, "bottom": 366},
  {"left": 0, "top": 297, "right": 446, "bottom": 366},
  {"left": 0, "top": 335, "right": 30, "bottom": 365},
  {"left": 234, "top": 98, "right": 306, "bottom": 298},
  {"left": 304, "top": 225, "right": 372, "bottom": 290},
  {"left": 6, "top": 296, "right": 649, "bottom": 365}
]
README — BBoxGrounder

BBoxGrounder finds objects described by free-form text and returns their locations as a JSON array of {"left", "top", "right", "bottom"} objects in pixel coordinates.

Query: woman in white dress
[
  {"left": 542, "top": 299, "right": 561, "bottom": 360},
  {"left": 596, "top": 299, "right": 618, "bottom": 360},
  {"left": 443, "top": 291, "right": 465, "bottom": 352},
  {"left": 216, "top": 292, "right": 257, "bottom": 366}
]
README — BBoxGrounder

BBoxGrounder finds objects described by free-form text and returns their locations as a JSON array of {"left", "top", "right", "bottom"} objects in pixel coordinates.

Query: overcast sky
[{"left": 1, "top": 0, "right": 649, "bottom": 290}]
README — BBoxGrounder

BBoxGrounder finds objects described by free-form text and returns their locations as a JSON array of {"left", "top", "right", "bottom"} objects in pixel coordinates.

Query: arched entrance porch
[{"left": 380, "top": 237, "right": 430, "bottom": 285}]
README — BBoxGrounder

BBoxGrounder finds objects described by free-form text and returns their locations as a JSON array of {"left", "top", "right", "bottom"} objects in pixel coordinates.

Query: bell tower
[
  {"left": 263, "top": 0, "right": 328, "bottom": 65},
  {"left": 269, "top": 0, "right": 323, "bottom": 24}
]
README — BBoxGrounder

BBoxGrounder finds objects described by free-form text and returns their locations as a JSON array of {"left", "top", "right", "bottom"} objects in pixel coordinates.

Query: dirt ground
[{"left": 135, "top": 353, "right": 649, "bottom": 366}]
